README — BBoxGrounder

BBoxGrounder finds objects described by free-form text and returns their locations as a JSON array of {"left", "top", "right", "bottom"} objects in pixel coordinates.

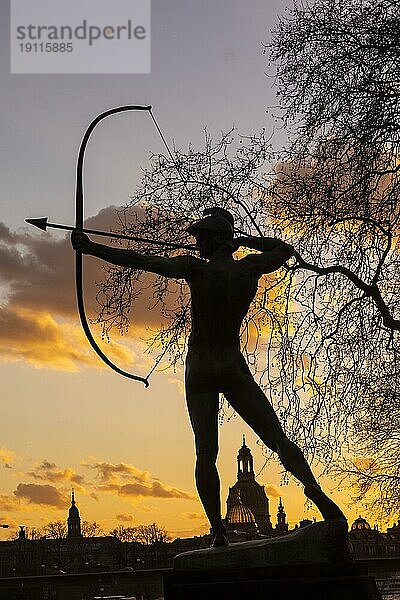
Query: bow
[
  {"left": 75, "top": 104, "right": 263, "bottom": 387},
  {"left": 75, "top": 105, "right": 155, "bottom": 387}
]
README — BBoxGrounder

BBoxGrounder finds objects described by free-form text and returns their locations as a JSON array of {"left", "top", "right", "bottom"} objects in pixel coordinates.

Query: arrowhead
[{"left": 25, "top": 217, "right": 48, "bottom": 232}]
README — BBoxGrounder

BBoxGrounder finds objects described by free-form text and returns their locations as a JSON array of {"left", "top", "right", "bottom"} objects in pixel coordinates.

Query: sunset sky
[{"left": 0, "top": 0, "right": 381, "bottom": 541}]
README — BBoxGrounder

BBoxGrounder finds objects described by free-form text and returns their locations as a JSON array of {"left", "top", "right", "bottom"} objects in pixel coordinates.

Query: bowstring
[
  {"left": 149, "top": 108, "right": 193, "bottom": 201},
  {"left": 144, "top": 109, "right": 192, "bottom": 381},
  {"left": 149, "top": 108, "right": 263, "bottom": 236}
]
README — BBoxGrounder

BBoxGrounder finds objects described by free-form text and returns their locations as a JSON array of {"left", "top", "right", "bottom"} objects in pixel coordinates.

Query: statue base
[
  {"left": 175, "top": 519, "right": 351, "bottom": 571},
  {"left": 163, "top": 521, "right": 381, "bottom": 599},
  {"left": 163, "top": 562, "right": 381, "bottom": 600}
]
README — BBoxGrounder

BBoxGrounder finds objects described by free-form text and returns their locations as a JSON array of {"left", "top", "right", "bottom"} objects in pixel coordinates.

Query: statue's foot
[
  {"left": 304, "top": 484, "right": 347, "bottom": 521},
  {"left": 212, "top": 532, "right": 228, "bottom": 547},
  {"left": 211, "top": 524, "right": 228, "bottom": 547}
]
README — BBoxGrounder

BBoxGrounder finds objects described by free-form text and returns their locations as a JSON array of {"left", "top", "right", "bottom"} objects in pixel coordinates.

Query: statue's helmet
[{"left": 187, "top": 207, "right": 234, "bottom": 238}]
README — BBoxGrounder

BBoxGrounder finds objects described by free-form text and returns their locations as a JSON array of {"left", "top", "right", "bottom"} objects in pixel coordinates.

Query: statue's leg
[
  {"left": 185, "top": 388, "right": 228, "bottom": 546},
  {"left": 224, "top": 369, "right": 346, "bottom": 521}
]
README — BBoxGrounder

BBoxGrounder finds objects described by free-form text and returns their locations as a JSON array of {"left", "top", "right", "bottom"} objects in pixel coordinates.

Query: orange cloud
[
  {"left": 83, "top": 460, "right": 150, "bottom": 484},
  {"left": 182, "top": 512, "right": 206, "bottom": 520},
  {"left": 0, "top": 305, "right": 142, "bottom": 372},
  {"left": 115, "top": 513, "right": 135, "bottom": 523},
  {"left": 106, "top": 481, "right": 195, "bottom": 500},
  {"left": 27, "top": 461, "right": 85, "bottom": 487},
  {"left": 13, "top": 483, "right": 68, "bottom": 508},
  {"left": 0, "top": 494, "right": 21, "bottom": 512},
  {"left": 84, "top": 459, "right": 195, "bottom": 501},
  {"left": 0, "top": 307, "right": 92, "bottom": 370},
  {"left": 0, "top": 448, "right": 15, "bottom": 467},
  {"left": 264, "top": 484, "right": 281, "bottom": 499}
]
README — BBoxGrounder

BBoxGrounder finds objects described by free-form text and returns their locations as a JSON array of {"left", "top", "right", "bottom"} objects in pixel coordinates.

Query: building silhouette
[
  {"left": 226, "top": 435, "right": 273, "bottom": 534},
  {"left": 276, "top": 496, "right": 289, "bottom": 534},
  {"left": 67, "top": 489, "right": 82, "bottom": 539},
  {"left": 349, "top": 515, "right": 400, "bottom": 559},
  {"left": 0, "top": 443, "right": 398, "bottom": 585},
  {"left": 0, "top": 492, "right": 122, "bottom": 577},
  {"left": 223, "top": 436, "right": 400, "bottom": 560}
]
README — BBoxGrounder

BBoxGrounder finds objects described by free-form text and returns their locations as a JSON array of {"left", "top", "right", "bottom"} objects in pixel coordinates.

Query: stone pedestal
[
  {"left": 175, "top": 519, "right": 352, "bottom": 571},
  {"left": 163, "top": 521, "right": 382, "bottom": 599},
  {"left": 163, "top": 562, "right": 382, "bottom": 600}
]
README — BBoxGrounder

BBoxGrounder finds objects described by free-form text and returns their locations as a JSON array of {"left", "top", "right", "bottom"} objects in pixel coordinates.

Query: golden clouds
[
  {"left": 0, "top": 306, "right": 140, "bottom": 371},
  {"left": 182, "top": 512, "right": 206, "bottom": 520},
  {"left": 0, "top": 217, "right": 93, "bottom": 370},
  {"left": 106, "top": 481, "right": 196, "bottom": 500},
  {"left": 264, "top": 484, "right": 281, "bottom": 498},
  {"left": 0, "top": 494, "right": 20, "bottom": 512},
  {"left": 116, "top": 512, "right": 135, "bottom": 522},
  {"left": 7, "top": 456, "right": 195, "bottom": 508},
  {"left": 84, "top": 460, "right": 151, "bottom": 484},
  {"left": 0, "top": 308, "right": 91, "bottom": 370},
  {"left": 0, "top": 454, "right": 196, "bottom": 527},
  {"left": 27, "top": 461, "right": 85, "bottom": 487},
  {"left": 85, "top": 459, "right": 196, "bottom": 501},
  {"left": 353, "top": 456, "right": 380, "bottom": 474},
  {"left": 0, "top": 457, "right": 78, "bottom": 511},
  {"left": 13, "top": 483, "right": 69, "bottom": 508},
  {"left": 0, "top": 447, "right": 15, "bottom": 467}
]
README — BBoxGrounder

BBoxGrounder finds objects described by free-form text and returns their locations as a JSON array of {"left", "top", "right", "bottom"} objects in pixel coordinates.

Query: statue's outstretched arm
[{"left": 71, "top": 230, "right": 196, "bottom": 279}]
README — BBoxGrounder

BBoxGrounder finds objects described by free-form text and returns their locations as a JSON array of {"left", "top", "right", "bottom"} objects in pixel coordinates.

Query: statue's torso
[{"left": 187, "top": 257, "right": 259, "bottom": 351}]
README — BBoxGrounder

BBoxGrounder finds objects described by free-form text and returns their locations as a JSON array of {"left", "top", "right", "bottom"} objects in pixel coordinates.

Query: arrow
[{"left": 25, "top": 217, "right": 197, "bottom": 251}]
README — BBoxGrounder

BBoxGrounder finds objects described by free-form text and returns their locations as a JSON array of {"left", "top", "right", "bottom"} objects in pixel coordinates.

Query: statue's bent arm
[{"left": 238, "top": 238, "right": 294, "bottom": 276}]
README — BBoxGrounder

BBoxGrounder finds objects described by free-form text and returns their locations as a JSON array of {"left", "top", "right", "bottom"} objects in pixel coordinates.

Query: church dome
[
  {"left": 351, "top": 516, "right": 371, "bottom": 531},
  {"left": 226, "top": 495, "right": 256, "bottom": 525}
]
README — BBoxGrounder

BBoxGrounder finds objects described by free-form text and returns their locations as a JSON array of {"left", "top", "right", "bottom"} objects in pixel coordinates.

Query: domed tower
[
  {"left": 276, "top": 497, "right": 288, "bottom": 533},
  {"left": 226, "top": 436, "right": 272, "bottom": 534},
  {"left": 67, "top": 489, "right": 82, "bottom": 539},
  {"left": 349, "top": 515, "right": 379, "bottom": 558},
  {"left": 351, "top": 516, "right": 371, "bottom": 532},
  {"left": 226, "top": 490, "right": 257, "bottom": 535}
]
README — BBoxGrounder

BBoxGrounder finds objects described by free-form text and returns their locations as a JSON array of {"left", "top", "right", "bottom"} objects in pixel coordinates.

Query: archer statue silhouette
[{"left": 71, "top": 206, "right": 346, "bottom": 546}]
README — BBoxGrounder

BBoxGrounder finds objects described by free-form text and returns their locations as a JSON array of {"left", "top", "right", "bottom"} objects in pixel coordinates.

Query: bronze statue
[{"left": 72, "top": 207, "right": 345, "bottom": 547}]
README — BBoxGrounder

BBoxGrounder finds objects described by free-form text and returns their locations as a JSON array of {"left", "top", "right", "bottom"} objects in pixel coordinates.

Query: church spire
[
  {"left": 67, "top": 488, "right": 82, "bottom": 538},
  {"left": 276, "top": 497, "right": 288, "bottom": 533}
]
